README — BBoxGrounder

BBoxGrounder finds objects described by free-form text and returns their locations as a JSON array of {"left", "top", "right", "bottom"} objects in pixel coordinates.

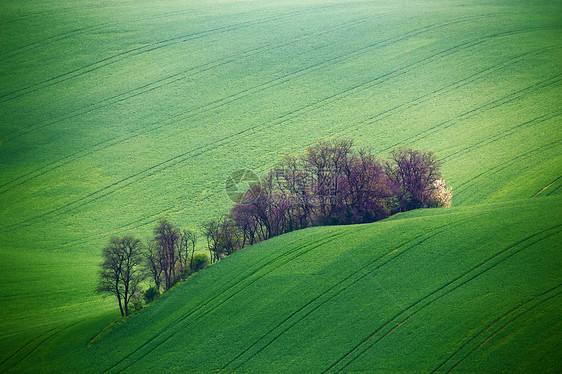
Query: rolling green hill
[
  {"left": 0, "top": 0, "right": 561, "bottom": 371},
  {"left": 1, "top": 196, "right": 560, "bottom": 372}
]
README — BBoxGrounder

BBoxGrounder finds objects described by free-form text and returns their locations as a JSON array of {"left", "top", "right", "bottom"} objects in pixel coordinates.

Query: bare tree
[
  {"left": 154, "top": 219, "right": 180, "bottom": 291},
  {"left": 201, "top": 218, "right": 223, "bottom": 263},
  {"left": 181, "top": 229, "right": 198, "bottom": 272},
  {"left": 96, "top": 236, "right": 144, "bottom": 316},
  {"left": 178, "top": 230, "right": 189, "bottom": 270},
  {"left": 232, "top": 202, "right": 260, "bottom": 248},
  {"left": 386, "top": 148, "right": 441, "bottom": 210},
  {"left": 225, "top": 141, "right": 445, "bottom": 255},
  {"left": 143, "top": 240, "right": 162, "bottom": 292},
  {"left": 341, "top": 149, "right": 393, "bottom": 223}
]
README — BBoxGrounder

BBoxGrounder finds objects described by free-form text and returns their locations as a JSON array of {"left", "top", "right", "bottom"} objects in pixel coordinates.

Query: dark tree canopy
[
  {"left": 386, "top": 148, "right": 441, "bottom": 211},
  {"left": 140, "top": 221, "right": 206, "bottom": 297},
  {"left": 225, "top": 141, "right": 448, "bottom": 257}
]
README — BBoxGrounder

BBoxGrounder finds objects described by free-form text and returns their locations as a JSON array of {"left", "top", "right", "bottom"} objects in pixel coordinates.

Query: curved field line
[
  {"left": 453, "top": 139, "right": 562, "bottom": 200},
  {"left": 0, "top": 17, "right": 508, "bottom": 231},
  {"left": 0, "top": 320, "right": 82, "bottom": 373},
  {"left": 2, "top": 16, "right": 371, "bottom": 144},
  {"left": 0, "top": 13, "right": 490, "bottom": 194},
  {"left": 531, "top": 176, "right": 562, "bottom": 198},
  {"left": 0, "top": 5, "right": 345, "bottom": 105},
  {"left": 0, "top": 24, "right": 106, "bottom": 62},
  {"left": 103, "top": 232, "right": 347, "bottom": 373},
  {"left": 338, "top": 44, "right": 557, "bottom": 141},
  {"left": 381, "top": 71, "right": 562, "bottom": 153},
  {"left": 0, "top": 327, "right": 57, "bottom": 370},
  {"left": 0, "top": 10, "right": 304, "bottom": 103},
  {"left": 322, "top": 225, "right": 562, "bottom": 373},
  {"left": 442, "top": 111, "right": 562, "bottom": 163},
  {"left": 219, "top": 220, "right": 465, "bottom": 373},
  {"left": 57, "top": 205, "right": 177, "bottom": 249},
  {"left": 429, "top": 284, "right": 562, "bottom": 373},
  {"left": 2, "top": 12, "right": 458, "bottom": 191},
  {"left": 446, "top": 290, "right": 562, "bottom": 373},
  {"left": 326, "top": 227, "right": 562, "bottom": 373},
  {"left": 545, "top": 183, "right": 562, "bottom": 196},
  {"left": 0, "top": 7, "right": 225, "bottom": 62},
  {"left": 0, "top": 3, "right": 100, "bottom": 26},
  {"left": 43, "top": 46, "right": 559, "bottom": 248},
  {"left": 329, "top": 227, "right": 562, "bottom": 373},
  {"left": 100, "top": 231, "right": 347, "bottom": 373},
  {"left": 0, "top": 2, "right": 164, "bottom": 26},
  {"left": 5, "top": 18, "right": 531, "bottom": 235},
  {"left": 0, "top": 16, "right": 372, "bottom": 194}
]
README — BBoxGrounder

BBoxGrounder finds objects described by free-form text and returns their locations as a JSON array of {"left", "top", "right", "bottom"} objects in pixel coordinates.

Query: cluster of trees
[
  {"left": 96, "top": 220, "right": 207, "bottom": 316},
  {"left": 200, "top": 139, "right": 451, "bottom": 262},
  {"left": 97, "top": 139, "right": 452, "bottom": 316}
]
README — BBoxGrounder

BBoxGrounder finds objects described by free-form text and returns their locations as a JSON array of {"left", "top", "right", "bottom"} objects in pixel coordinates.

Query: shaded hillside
[
  {"left": 2, "top": 196, "right": 560, "bottom": 372},
  {"left": 0, "top": 0, "right": 560, "bottom": 365}
]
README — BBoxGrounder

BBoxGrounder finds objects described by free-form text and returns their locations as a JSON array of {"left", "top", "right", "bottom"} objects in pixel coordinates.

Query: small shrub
[
  {"left": 430, "top": 179, "right": 452, "bottom": 207},
  {"left": 132, "top": 300, "right": 143, "bottom": 311},
  {"left": 143, "top": 286, "right": 160, "bottom": 304},
  {"left": 126, "top": 299, "right": 143, "bottom": 315},
  {"left": 192, "top": 253, "right": 209, "bottom": 272},
  {"left": 177, "top": 267, "right": 192, "bottom": 281}
]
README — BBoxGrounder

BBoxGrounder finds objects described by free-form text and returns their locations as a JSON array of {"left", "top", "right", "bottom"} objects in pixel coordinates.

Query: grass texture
[
  {"left": 0, "top": 0, "right": 560, "bottom": 371},
  {"left": 1, "top": 196, "right": 560, "bottom": 372}
]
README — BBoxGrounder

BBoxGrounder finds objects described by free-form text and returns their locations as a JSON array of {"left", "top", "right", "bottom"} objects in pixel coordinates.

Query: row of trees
[
  {"left": 200, "top": 140, "right": 451, "bottom": 262},
  {"left": 96, "top": 220, "right": 205, "bottom": 316},
  {"left": 97, "top": 139, "right": 452, "bottom": 315}
]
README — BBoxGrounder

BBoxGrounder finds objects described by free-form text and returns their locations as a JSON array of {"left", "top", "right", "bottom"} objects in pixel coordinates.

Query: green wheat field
[{"left": 0, "top": 0, "right": 560, "bottom": 372}]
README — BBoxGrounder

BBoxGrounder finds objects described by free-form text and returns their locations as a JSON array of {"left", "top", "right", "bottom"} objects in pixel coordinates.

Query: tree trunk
[{"left": 117, "top": 293, "right": 124, "bottom": 316}]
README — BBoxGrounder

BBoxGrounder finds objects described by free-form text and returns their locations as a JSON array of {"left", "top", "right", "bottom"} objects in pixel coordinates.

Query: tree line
[
  {"left": 96, "top": 220, "right": 206, "bottom": 316},
  {"left": 97, "top": 139, "right": 451, "bottom": 316},
  {"left": 203, "top": 139, "right": 451, "bottom": 262}
]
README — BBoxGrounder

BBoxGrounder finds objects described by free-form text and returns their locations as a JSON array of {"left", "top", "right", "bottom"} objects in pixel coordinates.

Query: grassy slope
[
  {"left": 1, "top": 196, "right": 560, "bottom": 373},
  {"left": 0, "top": 0, "right": 560, "bottom": 371}
]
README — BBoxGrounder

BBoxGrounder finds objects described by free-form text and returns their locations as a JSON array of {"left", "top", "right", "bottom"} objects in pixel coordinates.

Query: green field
[
  {"left": 0, "top": 0, "right": 561, "bottom": 372},
  {"left": 1, "top": 197, "right": 561, "bottom": 372}
]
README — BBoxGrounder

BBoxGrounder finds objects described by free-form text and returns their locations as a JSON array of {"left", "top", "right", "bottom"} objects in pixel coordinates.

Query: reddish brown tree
[{"left": 386, "top": 148, "right": 441, "bottom": 210}]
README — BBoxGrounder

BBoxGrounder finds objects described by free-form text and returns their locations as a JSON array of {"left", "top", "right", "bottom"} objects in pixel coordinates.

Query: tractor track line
[
  {"left": 441, "top": 111, "right": 562, "bottom": 162},
  {"left": 410, "top": 75, "right": 562, "bottom": 145},
  {"left": 431, "top": 284, "right": 562, "bottom": 373},
  {"left": 3, "top": 16, "right": 371, "bottom": 143},
  {"left": 446, "top": 290, "right": 562, "bottom": 373},
  {"left": 1, "top": 19, "right": 508, "bottom": 230},
  {"left": 323, "top": 225, "right": 562, "bottom": 373},
  {"left": 382, "top": 72, "right": 562, "bottom": 152},
  {"left": 0, "top": 8, "right": 318, "bottom": 104},
  {"left": 2, "top": 13, "right": 485, "bottom": 144},
  {"left": 0, "top": 16, "right": 372, "bottom": 194},
  {"left": 545, "top": 183, "right": 562, "bottom": 196},
  {"left": 220, "top": 221, "right": 462, "bottom": 373},
  {"left": 338, "top": 45, "right": 556, "bottom": 140},
  {"left": 531, "top": 176, "right": 562, "bottom": 198},
  {"left": 0, "top": 7, "right": 234, "bottom": 61},
  {"left": 454, "top": 139, "right": 562, "bottom": 200},
  {"left": 0, "top": 14, "right": 493, "bottom": 200},
  {"left": 3, "top": 12, "right": 493, "bottom": 142},
  {"left": 0, "top": 327, "right": 57, "bottom": 370},
  {"left": 0, "top": 320, "right": 82, "bottom": 373},
  {"left": 329, "top": 226, "right": 562, "bottom": 372},
  {"left": 0, "top": 3, "right": 352, "bottom": 104},
  {"left": 101, "top": 232, "right": 346, "bottom": 373}
]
